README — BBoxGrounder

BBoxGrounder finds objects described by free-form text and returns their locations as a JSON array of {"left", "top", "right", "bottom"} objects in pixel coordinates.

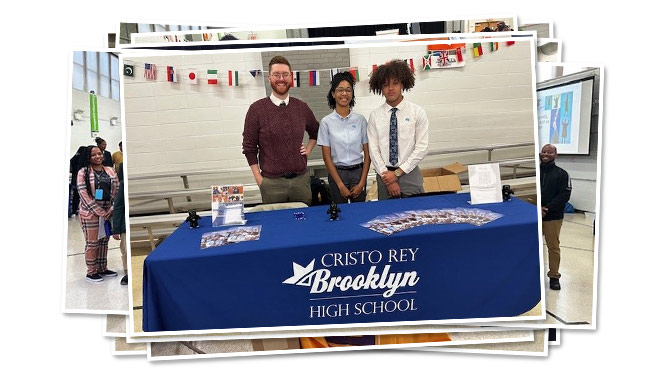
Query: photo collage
[
  {"left": 361, "top": 208, "right": 503, "bottom": 235},
  {"left": 200, "top": 225, "right": 262, "bottom": 249}
]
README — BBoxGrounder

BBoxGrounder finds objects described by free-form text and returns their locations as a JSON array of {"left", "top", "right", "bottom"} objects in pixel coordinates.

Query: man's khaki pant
[
  {"left": 542, "top": 219, "right": 563, "bottom": 279},
  {"left": 259, "top": 173, "right": 312, "bottom": 206}
]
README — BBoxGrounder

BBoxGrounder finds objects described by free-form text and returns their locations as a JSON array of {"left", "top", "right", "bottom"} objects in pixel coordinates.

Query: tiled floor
[
  {"left": 114, "top": 338, "right": 147, "bottom": 353},
  {"left": 430, "top": 329, "right": 547, "bottom": 353},
  {"left": 64, "top": 215, "right": 129, "bottom": 312},
  {"left": 149, "top": 330, "right": 534, "bottom": 357},
  {"left": 106, "top": 314, "right": 127, "bottom": 334},
  {"left": 542, "top": 212, "right": 595, "bottom": 325},
  {"left": 150, "top": 339, "right": 255, "bottom": 357}
]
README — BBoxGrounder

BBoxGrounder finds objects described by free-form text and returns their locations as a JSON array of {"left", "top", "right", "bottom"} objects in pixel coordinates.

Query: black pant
[
  {"left": 70, "top": 183, "right": 80, "bottom": 215},
  {"left": 328, "top": 166, "right": 366, "bottom": 204}
]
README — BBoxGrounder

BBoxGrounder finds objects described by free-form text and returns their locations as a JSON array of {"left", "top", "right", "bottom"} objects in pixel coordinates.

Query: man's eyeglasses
[
  {"left": 334, "top": 88, "right": 353, "bottom": 94},
  {"left": 270, "top": 73, "right": 291, "bottom": 79}
]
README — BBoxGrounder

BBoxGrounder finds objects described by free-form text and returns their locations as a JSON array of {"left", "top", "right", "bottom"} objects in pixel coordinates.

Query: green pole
[{"left": 89, "top": 91, "right": 98, "bottom": 134}]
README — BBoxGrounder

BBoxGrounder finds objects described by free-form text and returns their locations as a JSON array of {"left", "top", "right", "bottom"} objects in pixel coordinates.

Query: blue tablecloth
[{"left": 143, "top": 193, "right": 541, "bottom": 332}]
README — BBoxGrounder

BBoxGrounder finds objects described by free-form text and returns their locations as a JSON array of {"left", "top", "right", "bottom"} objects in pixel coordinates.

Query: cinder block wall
[
  {"left": 123, "top": 50, "right": 267, "bottom": 207},
  {"left": 122, "top": 40, "right": 535, "bottom": 212},
  {"left": 123, "top": 51, "right": 265, "bottom": 174},
  {"left": 348, "top": 40, "right": 535, "bottom": 169}
]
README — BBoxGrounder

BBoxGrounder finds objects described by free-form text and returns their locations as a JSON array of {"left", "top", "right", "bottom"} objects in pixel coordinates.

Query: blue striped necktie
[{"left": 389, "top": 107, "right": 398, "bottom": 166}]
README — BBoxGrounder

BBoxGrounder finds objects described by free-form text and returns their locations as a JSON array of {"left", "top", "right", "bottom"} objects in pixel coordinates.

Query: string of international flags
[
  {"left": 125, "top": 41, "right": 514, "bottom": 85},
  {"left": 135, "top": 64, "right": 250, "bottom": 86},
  {"left": 128, "top": 61, "right": 415, "bottom": 86}
]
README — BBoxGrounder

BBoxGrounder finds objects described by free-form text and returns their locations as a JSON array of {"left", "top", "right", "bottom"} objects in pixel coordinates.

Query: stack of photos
[
  {"left": 211, "top": 185, "right": 246, "bottom": 227},
  {"left": 361, "top": 208, "right": 503, "bottom": 235},
  {"left": 200, "top": 225, "right": 262, "bottom": 249}
]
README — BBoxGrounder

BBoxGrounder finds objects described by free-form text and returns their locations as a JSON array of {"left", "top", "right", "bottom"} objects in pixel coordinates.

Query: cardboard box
[{"left": 421, "top": 162, "right": 468, "bottom": 193}]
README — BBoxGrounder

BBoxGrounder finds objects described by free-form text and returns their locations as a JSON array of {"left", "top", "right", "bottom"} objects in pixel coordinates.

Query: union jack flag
[{"left": 144, "top": 63, "right": 157, "bottom": 80}]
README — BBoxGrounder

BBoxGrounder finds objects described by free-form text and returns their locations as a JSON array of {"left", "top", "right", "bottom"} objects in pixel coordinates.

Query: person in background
[
  {"left": 69, "top": 146, "right": 88, "bottom": 216},
  {"left": 95, "top": 137, "right": 114, "bottom": 168},
  {"left": 367, "top": 60, "right": 429, "bottom": 200},
  {"left": 112, "top": 163, "right": 128, "bottom": 286},
  {"left": 242, "top": 55, "right": 319, "bottom": 205},
  {"left": 112, "top": 141, "right": 123, "bottom": 172},
  {"left": 540, "top": 144, "right": 572, "bottom": 290},
  {"left": 317, "top": 71, "right": 370, "bottom": 204},
  {"left": 220, "top": 34, "right": 239, "bottom": 41},
  {"left": 77, "top": 145, "right": 119, "bottom": 283},
  {"left": 496, "top": 21, "right": 513, "bottom": 31}
]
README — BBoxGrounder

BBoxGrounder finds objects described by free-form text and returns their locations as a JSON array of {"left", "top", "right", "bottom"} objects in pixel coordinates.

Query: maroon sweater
[{"left": 242, "top": 97, "right": 319, "bottom": 178}]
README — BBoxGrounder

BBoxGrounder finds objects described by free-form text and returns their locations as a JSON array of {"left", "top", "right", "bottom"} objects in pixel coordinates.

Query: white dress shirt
[
  {"left": 367, "top": 99, "right": 429, "bottom": 175},
  {"left": 269, "top": 93, "right": 290, "bottom": 106}
]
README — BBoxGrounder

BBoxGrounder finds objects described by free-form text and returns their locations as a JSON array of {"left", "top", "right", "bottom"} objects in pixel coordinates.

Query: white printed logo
[{"left": 283, "top": 259, "right": 419, "bottom": 298}]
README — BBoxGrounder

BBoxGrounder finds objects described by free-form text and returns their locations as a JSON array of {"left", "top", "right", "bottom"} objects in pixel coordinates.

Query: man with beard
[
  {"left": 540, "top": 144, "right": 572, "bottom": 290},
  {"left": 242, "top": 56, "right": 319, "bottom": 205}
]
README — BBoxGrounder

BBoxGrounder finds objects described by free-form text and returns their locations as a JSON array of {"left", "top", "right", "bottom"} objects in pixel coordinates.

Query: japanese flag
[{"left": 186, "top": 69, "right": 197, "bottom": 84}]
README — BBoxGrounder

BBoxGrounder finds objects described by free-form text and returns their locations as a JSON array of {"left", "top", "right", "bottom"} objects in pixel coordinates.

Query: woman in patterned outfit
[{"left": 77, "top": 145, "right": 119, "bottom": 282}]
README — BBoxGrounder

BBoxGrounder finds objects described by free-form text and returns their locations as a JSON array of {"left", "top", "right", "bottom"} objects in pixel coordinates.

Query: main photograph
[{"left": 121, "top": 37, "right": 544, "bottom": 336}]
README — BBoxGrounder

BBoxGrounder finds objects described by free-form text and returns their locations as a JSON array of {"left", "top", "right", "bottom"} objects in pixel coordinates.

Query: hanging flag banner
[
  {"left": 506, "top": 41, "right": 516, "bottom": 46},
  {"left": 456, "top": 47, "right": 464, "bottom": 63},
  {"left": 329, "top": 68, "right": 340, "bottom": 81},
  {"left": 403, "top": 58, "right": 415, "bottom": 73},
  {"left": 144, "top": 63, "right": 157, "bottom": 80},
  {"left": 309, "top": 70, "right": 320, "bottom": 86},
  {"left": 186, "top": 69, "right": 197, "bottom": 84},
  {"left": 427, "top": 42, "right": 466, "bottom": 51},
  {"left": 423, "top": 51, "right": 465, "bottom": 69},
  {"left": 123, "top": 64, "right": 134, "bottom": 77},
  {"left": 207, "top": 69, "right": 218, "bottom": 85},
  {"left": 167, "top": 66, "right": 177, "bottom": 82},
  {"left": 349, "top": 67, "right": 360, "bottom": 82},
  {"left": 249, "top": 69, "right": 262, "bottom": 78},
  {"left": 422, "top": 55, "right": 432, "bottom": 70},
  {"left": 291, "top": 71, "right": 300, "bottom": 87},
  {"left": 89, "top": 91, "right": 99, "bottom": 135},
  {"left": 473, "top": 43, "right": 483, "bottom": 57},
  {"left": 228, "top": 70, "right": 239, "bottom": 86},
  {"left": 370, "top": 64, "right": 378, "bottom": 75}
]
